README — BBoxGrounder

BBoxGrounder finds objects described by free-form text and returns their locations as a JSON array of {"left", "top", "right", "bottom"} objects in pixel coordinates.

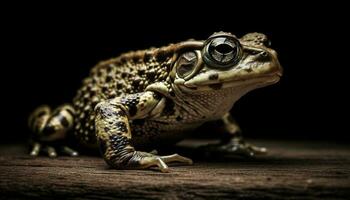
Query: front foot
[
  {"left": 129, "top": 151, "right": 193, "bottom": 172},
  {"left": 29, "top": 142, "right": 79, "bottom": 157},
  {"left": 200, "top": 137, "right": 267, "bottom": 157}
]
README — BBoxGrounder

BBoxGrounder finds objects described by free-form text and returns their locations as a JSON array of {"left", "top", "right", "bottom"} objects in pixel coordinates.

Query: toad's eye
[
  {"left": 176, "top": 51, "right": 197, "bottom": 78},
  {"left": 203, "top": 36, "right": 241, "bottom": 68}
]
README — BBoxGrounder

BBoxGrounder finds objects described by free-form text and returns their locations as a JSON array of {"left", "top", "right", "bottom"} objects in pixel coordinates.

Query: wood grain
[{"left": 0, "top": 140, "right": 349, "bottom": 199}]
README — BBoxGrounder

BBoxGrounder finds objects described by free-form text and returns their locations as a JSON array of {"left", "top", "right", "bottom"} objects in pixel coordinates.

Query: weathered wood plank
[{"left": 0, "top": 140, "right": 349, "bottom": 199}]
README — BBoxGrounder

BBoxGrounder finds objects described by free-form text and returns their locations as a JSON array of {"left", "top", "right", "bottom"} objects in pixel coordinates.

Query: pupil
[{"left": 215, "top": 44, "right": 232, "bottom": 54}]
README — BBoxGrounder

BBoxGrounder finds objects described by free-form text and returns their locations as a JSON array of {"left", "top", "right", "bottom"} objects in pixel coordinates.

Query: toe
[
  {"left": 249, "top": 145, "right": 268, "bottom": 155},
  {"left": 157, "top": 157, "right": 168, "bottom": 169},
  {"left": 46, "top": 146, "right": 57, "bottom": 157},
  {"left": 61, "top": 146, "right": 79, "bottom": 156},
  {"left": 160, "top": 154, "right": 193, "bottom": 165},
  {"left": 30, "top": 143, "right": 41, "bottom": 156},
  {"left": 157, "top": 158, "right": 170, "bottom": 173}
]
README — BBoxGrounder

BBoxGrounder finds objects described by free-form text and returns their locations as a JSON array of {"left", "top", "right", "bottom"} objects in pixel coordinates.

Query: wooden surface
[{"left": 0, "top": 140, "right": 349, "bottom": 200}]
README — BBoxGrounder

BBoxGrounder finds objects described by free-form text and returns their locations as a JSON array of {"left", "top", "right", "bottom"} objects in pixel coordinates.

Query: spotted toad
[{"left": 29, "top": 32, "right": 282, "bottom": 172}]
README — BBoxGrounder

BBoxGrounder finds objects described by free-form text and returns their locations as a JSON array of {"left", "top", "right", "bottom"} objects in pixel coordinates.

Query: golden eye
[{"left": 176, "top": 51, "right": 197, "bottom": 78}]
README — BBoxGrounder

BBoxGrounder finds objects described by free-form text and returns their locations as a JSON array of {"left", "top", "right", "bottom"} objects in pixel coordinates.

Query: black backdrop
[{"left": 1, "top": 3, "right": 348, "bottom": 143}]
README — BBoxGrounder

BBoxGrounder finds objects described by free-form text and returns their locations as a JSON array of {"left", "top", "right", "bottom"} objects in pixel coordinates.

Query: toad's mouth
[{"left": 181, "top": 72, "right": 281, "bottom": 91}]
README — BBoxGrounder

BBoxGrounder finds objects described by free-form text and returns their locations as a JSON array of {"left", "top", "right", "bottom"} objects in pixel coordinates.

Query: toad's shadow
[{"left": 155, "top": 142, "right": 338, "bottom": 167}]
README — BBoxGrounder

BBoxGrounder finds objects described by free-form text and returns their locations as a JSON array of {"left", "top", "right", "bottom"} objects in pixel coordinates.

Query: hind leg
[{"left": 28, "top": 104, "right": 78, "bottom": 157}]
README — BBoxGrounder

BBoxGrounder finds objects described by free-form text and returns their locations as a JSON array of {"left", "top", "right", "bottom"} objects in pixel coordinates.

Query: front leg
[
  {"left": 202, "top": 113, "right": 267, "bottom": 157},
  {"left": 94, "top": 91, "right": 192, "bottom": 172}
]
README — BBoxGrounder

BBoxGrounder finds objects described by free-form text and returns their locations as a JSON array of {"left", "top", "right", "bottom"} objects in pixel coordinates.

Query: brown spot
[
  {"left": 146, "top": 69, "right": 156, "bottom": 81},
  {"left": 116, "top": 84, "right": 123, "bottom": 90},
  {"left": 209, "top": 83, "right": 223, "bottom": 90},
  {"left": 105, "top": 75, "right": 113, "bottom": 82},
  {"left": 208, "top": 73, "right": 219, "bottom": 80},
  {"left": 132, "top": 78, "right": 141, "bottom": 87},
  {"left": 138, "top": 69, "right": 145, "bottom": 76},
  {"left": 114, "top": 110, "right": 126, "bottom": 117},
  {"left": 121, "top": 72, "right": 128, "bottom": 78},
  {"left": 116, "top": 121, "right": 128, "bottom": 133},
  {"left": 245, "top": 68, "right": 253, "bottom": 72},
  {"left": 101, "top": 87, "right": 108, "bottom": 93}
]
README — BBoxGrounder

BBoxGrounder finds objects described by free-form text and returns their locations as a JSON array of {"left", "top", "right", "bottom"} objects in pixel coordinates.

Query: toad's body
[{"left": 29, "top": 32, "right": 282, "bottom": 172}]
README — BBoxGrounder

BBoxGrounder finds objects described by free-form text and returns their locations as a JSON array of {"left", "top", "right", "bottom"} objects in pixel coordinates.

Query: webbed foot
[
  {"left": 200, "top": 137, "right": 267, "bottom": 157},
  {"left": 29, "top": 142, "right": 79, "bottom": 157},
  {"left": 131, "top": 151, "right": 193, "bottom": 172}
]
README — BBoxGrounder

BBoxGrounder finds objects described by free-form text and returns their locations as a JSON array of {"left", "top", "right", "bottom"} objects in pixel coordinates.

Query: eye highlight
[
  {"left": 203, "top": 35, "right": 242, "bottom": 68},
  {"left": 176, "top": 51, "right": 197, "bottom": 78}
]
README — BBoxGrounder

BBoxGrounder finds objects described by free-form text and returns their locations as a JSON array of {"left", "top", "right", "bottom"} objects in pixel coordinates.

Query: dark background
[{"left": 1, "top": 3, "right": 348, "bottom": 143}]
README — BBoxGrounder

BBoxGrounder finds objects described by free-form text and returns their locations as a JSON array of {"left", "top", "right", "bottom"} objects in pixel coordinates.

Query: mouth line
[{"left": 184, "top": 73, "right": 281, "bottom": 89}]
